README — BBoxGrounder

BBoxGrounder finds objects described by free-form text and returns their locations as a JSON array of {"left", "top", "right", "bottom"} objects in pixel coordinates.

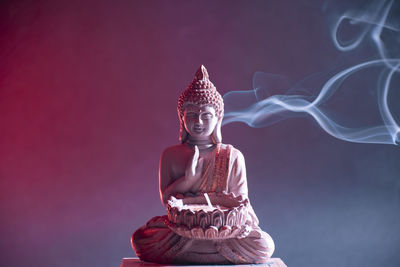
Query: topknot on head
[
  {"left": 187, "top": 65, "right": 215, "bottom": 91},
  {"left": 195, "top": 65, "right": 209, "bottom": 81}
]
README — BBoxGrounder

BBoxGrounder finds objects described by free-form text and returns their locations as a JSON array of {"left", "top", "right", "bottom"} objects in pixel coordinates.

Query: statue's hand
[{"left": 185, "top": 145, "right": 204, "bottom": 184}]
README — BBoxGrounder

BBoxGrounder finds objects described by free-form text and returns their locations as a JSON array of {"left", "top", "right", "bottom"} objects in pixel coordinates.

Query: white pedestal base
[{"left": 121, "top": 257, "right": 287, "bottom": 267}]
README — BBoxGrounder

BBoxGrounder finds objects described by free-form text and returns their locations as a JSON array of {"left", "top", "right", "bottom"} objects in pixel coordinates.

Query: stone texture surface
[{"left": 121, "top": 257, "right": 287, "bottom": 267}]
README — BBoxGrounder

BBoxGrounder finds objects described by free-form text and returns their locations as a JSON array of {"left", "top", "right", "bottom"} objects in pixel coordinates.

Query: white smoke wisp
[{"left": 222, "top": 0, "right": 400, "bottom": 145}]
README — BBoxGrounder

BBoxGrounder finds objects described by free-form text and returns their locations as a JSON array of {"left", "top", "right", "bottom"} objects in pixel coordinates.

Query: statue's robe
[{"left": 131, "top": 144, "right": 275, "bottom": 264}]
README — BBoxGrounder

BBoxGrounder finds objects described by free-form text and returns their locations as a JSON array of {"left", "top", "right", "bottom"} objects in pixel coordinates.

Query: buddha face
[{"left": 183, "top": 104, "right": 219, "bottom": 141}]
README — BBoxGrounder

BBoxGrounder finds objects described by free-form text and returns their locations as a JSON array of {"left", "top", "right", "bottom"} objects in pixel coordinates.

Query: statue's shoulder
[
  {"left": 160, "top": 144, "right": 188, "bottom": 161},
  {"left": 162, "top": 143, "right": 186, "bottom": 153},
  {"left": 219, "top": 143, "right": 244, "bottom": 159}
]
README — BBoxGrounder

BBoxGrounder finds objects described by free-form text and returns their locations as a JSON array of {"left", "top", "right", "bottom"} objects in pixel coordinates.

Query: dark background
[{"left": 0, "top": 0, "right": 399, "bottom": 266}]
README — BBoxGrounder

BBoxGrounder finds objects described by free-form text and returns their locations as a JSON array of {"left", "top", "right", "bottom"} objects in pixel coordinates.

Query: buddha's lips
[{"left": 194, "top": 127, "right": 204, "bottom": 133}]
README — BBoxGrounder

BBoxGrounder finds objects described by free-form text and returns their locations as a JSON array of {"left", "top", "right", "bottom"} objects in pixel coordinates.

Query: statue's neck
[{"left": 186, "top": 136, "right": 215, "bottom": 149}]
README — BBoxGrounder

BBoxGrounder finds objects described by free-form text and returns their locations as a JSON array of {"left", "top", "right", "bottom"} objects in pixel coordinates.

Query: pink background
[{"left": 1, "top": 0, "right": 399, "bottom": 266}]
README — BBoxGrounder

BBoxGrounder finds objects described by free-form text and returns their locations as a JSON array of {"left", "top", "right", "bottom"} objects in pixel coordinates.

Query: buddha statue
[{"left": 131, "top": 65, "right": 275, "bottom": 264}]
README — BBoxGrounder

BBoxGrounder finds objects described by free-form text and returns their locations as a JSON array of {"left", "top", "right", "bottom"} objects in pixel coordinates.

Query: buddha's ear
[
  {"left": 179, "top": 120, "right": 188, "bottom": 144},
  {"left": 211, "top": 117, "right": 222, "bottom": 144}
]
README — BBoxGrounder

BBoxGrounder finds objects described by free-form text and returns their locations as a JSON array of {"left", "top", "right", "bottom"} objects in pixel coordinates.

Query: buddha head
[{"left": 177, "top": 65, "right": 224, "bottom": 144}]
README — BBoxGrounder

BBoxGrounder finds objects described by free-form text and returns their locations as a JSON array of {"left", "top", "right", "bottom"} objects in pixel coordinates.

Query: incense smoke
[{"left": 222, "top": 0, "right": 400, "bottom": 145}]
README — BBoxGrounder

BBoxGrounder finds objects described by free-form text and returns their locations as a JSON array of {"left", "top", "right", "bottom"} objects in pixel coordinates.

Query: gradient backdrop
[{"left": 1, "top": 0, "right": 399, "bottom": 266}]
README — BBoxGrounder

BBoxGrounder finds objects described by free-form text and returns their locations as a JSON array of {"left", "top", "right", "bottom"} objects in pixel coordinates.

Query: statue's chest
[
  {"left": 169, "top": 150, "right": 216, "bottom": 180},
  {"left": 169, "top": 157, "right": 188, "bottom": 178}
]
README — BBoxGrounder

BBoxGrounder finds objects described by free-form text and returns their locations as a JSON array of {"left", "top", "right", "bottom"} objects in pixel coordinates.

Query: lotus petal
[
  {"left": 197, "top": 210, "right": 209, "bottom": 229},
  {"left": 205, "top": 226, "right": 218, "bottom": 239},
  {"left": 212, "top": 210, "right": 224, "bottom": 228},
  {"left": 219, "top": 225, "right": 231, "bottom": 238},
  {"left": 226, "top": 209, "right": 237, "bottom": 226},
  {"left": 191, "top": 227, "right": 205, "bottom": 239}
]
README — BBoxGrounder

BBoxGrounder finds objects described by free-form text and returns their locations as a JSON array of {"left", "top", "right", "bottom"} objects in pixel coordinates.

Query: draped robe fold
[{"left": 131, "top": 144, "right": 275, "bottom": 264}]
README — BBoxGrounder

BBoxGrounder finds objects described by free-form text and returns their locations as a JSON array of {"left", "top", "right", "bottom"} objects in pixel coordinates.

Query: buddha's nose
[{"left": 195, "top": 117, "right": 203, "bottom": 125}]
